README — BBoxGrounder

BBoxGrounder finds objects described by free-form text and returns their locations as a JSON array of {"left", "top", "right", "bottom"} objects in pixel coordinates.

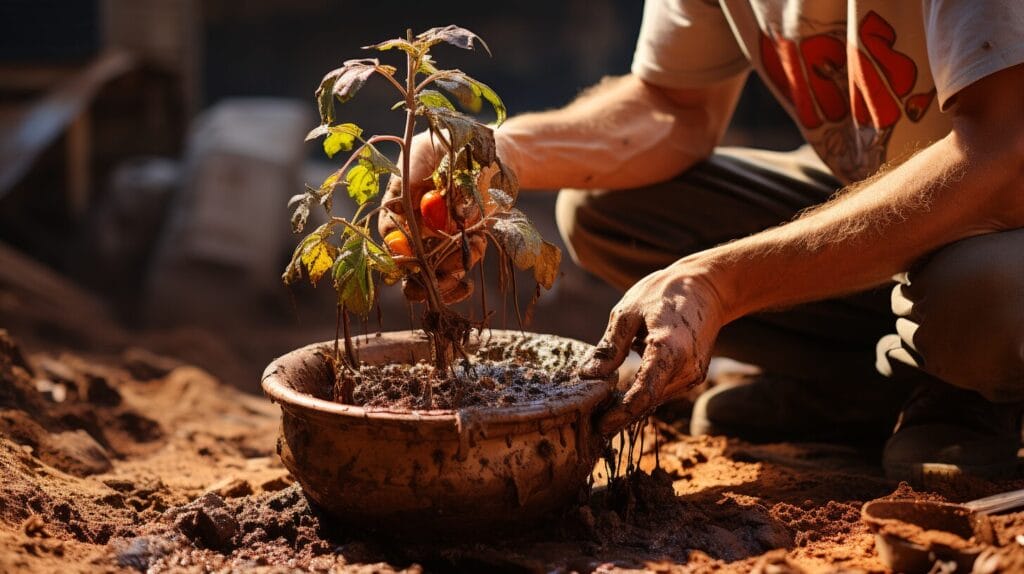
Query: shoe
[
  {"left": 690, "top": 372, "right": 911, "bottom": 443},
  {"left": 883, "top": 381, "right": 1022, "bottom": 483}
]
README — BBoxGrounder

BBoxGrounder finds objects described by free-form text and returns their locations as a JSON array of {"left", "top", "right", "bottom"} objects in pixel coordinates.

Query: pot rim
[{"left": 261, "top": 330, "right": 615, "bottom": 426}]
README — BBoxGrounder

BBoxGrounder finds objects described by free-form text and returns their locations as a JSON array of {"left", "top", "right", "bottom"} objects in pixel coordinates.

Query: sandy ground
[
  {"left": 4, "top": 325, "right": 1024, "bottom": 574},
  {"left": 4, "top": 248, "right": 1024, "bottom": 573}
]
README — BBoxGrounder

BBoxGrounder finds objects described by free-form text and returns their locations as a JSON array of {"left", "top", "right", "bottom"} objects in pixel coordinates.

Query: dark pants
[{"left": 555, "top": 147, "right": 1024, "bottom": 401}]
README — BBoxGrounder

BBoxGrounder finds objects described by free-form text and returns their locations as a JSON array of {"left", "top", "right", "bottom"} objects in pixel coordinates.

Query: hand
[
  {"left": 378, "top": 130, "right": 487, "bottom": 303},
  {"left": 580, "top": 264, "right": 726, "bottom": 435}
]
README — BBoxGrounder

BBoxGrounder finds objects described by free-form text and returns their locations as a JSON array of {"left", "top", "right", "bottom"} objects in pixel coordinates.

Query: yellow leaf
[{"left": 301, "top": 240, "right": 336, "bottom": 286}]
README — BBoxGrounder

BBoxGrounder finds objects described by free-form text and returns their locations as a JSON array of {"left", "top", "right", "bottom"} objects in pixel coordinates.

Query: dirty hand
[
  {"left": 580, "top": 263, "right": 726, "bottom": 435},
  {"left": 378, "top": 130, "right": 488, "bottom": 304}
]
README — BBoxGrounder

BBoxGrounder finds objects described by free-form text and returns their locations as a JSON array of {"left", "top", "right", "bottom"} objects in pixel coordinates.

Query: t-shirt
[{"left": 632, "top": 0, "right": 1024, "bottom": 183}]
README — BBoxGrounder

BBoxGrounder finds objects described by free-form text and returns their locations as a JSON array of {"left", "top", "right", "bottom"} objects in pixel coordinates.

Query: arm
[
  {"left": 586, "top": 63, "right": 1024, "bottom": 433},
  {"left": 497, "top": 73, "right": 747, "bottom": 191},
  {"left": 380, "top": 72, "right": 746, "bottom": 301}
]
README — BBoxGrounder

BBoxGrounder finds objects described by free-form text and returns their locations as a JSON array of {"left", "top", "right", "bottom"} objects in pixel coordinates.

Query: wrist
[{"left": 670, "top": 251, "right": 745, "bottom": 324}]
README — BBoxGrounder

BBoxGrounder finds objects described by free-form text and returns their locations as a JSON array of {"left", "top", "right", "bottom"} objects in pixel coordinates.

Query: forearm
[
  {"left": 690, "top": 130, "right": 1024, "bottom": 323},
  {"left": 496, "top": 74, "right": 745, "bottom": 190}
]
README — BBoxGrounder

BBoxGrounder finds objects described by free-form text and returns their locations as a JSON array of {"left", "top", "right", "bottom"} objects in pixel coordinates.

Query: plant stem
[{"left": 399, "top": 29, "right": 450, "bottom": 369}]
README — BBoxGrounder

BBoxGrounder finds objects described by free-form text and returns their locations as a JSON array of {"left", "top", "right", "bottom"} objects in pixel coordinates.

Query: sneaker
[
  {"left": 690, "top": 372, "right": 911, "bottom": 444},
  {"left": 883, "top": 381, "right": 1022, "bottom": 483}
]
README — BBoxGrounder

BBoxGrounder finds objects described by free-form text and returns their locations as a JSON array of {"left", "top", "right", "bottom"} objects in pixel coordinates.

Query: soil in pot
[{"left": 328, "top": 333, "right": 592, "bottom": 410}]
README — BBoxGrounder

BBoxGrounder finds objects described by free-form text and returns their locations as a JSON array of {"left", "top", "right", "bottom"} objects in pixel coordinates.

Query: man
[{"left": 388, "top": 0, "right": 1024, "bottom": 483}]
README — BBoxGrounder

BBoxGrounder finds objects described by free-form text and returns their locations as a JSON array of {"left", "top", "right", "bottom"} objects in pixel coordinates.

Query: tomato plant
[{"left": 283, "top": 26, "right": 562, "bottom": 373}]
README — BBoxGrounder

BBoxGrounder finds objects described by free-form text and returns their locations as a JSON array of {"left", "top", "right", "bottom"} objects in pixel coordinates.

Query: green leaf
[
  {"left": 417, "top": 90, "right": 455, "bottom": 111},
  {"left": 344, "top": 164, "right": 377, "bottom": 205},
  {"left": 363, "top": 38, "right": 418, "bottom": 56},
  {"left": 534, "top": 241, "right": 562, "bottom": 289},
  {"left": 322, "top": 123, "right": 363, "bottom": 158},
  {"left": 342, "top": 146, "right": 398, "bottom": 205},
  {"left": 366, "top": 240, "right": 403, "bottom": 285},
  {"left": 333, "top": 236, "right": 373, "bottom": 316},
  {"left": 432, "top": 72, "right": 506, "bottom": 125},
  {"left": 416, "top": 25, "right": 490, "bottom": 55},
  {"left": 489, "top": 208, "right": 542, "bottom": 270}
]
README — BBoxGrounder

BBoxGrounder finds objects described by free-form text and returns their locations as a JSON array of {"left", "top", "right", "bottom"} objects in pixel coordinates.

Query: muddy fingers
[{"left": 580, "top": 308, "right": 642, "bottom": 379}]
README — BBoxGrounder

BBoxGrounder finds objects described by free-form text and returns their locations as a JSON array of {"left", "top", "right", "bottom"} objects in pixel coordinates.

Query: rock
[
  {"left": 83, "top": 373, "right": 121, "bottom": 406},
  {"left": 206, "top": 477, "right": 253, "bottom": 499},
  {"left": 40, "top": 430, "right": 113, "bottom": 476},
  {"left": 121, "top": 347, "right": 180, "bottom": 381},
  {"left": 173, "top": 493, "right": 238, "bottom": 549}
]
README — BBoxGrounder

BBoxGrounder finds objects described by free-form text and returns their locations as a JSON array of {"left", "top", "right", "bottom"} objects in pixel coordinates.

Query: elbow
[{"left": 951, "top": 123, "right": 1024, "bottom": 231}]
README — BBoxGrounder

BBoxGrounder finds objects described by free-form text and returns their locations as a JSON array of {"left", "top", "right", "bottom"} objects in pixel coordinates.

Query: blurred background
[{"left": 0, "top": 0, "right": 800, "bottom": 392}]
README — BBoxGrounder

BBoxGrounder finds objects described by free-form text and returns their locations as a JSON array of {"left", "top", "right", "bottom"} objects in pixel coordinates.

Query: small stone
[
  {"left": 40, "top": 430, "right": 112, "bottom": 476},
  {"left": 174, "top": 493, "right": 238, "bottom": 549},
  {"left": 260, "top": 474, "right": 294, "bottom": 492},
  {"left": 207, "top": 477, "right": 253, "bottom": 499}
]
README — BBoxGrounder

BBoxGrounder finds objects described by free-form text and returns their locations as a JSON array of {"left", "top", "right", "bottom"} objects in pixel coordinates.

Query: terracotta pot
[{"left": 261, "top": 330, "right": 615, "bottom": 539}]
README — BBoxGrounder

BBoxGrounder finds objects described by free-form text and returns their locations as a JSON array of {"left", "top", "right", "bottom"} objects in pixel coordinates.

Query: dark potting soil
[{"left": 333, "top": 334, "right": 593, "bottom": 409}]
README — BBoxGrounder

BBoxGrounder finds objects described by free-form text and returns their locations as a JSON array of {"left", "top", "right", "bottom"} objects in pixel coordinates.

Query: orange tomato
[
  {"left": 383, "top": 230, "right": 413, "bottom": 257},
  {"left": 419, "top": 190, "right": 450, "bottom": 233}
]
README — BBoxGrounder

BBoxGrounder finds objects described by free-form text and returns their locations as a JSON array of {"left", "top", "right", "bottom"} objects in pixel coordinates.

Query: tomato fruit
[
  {"left": 383, "top": 230, "right": 413, "bottom": 257},
  {"left": 420, "top": 190, "right": 450, "bottom": 233}
]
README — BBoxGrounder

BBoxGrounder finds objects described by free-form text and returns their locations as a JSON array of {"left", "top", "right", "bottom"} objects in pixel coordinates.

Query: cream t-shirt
[{"left": 633, "top": 0, "right": 1024, "bottom": 183}]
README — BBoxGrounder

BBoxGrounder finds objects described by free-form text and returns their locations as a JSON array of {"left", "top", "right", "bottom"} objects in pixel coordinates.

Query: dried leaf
[
  {"left": 490, "top": 209, "right": 542, "bottom": 270},
  {"left": 416, "top": 25, "right": 490, "bottom": 55},
  {"left": 315, "top": 59, "right": 379, "bottom": 124},
  {"left": 289, "top": 194, "right": 311, "bottom": 233},
  {"left": 533, "top": 241, "right": 561, "bottom": 289},
  {"left": 283, "top": 223, "right": 339, "bottom": 286}
]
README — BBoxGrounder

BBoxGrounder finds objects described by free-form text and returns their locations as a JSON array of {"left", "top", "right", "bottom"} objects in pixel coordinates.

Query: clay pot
[{"left": 261, "top": 330, "right": 615, "bottom": 539}]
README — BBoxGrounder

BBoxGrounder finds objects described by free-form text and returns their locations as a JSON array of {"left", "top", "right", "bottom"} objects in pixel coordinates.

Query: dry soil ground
[{"left": 3, "top": 252, "right": 1024, "bottom": 572}]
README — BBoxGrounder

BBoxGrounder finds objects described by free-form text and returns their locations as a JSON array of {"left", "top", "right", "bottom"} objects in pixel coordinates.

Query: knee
[
  {"left": 899, "top": 231, "right": 1024, "bottom": 399},
  {"left": 554, "top": 188, "right": 606, "bottom": 272}
]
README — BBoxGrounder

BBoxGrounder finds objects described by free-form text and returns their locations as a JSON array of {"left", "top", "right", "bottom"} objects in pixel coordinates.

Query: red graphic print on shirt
[{"left": 759, "top": 10, "right": 936, "bottom": 180}]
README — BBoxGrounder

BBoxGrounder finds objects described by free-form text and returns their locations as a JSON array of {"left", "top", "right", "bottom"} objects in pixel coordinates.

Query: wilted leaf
[
  {"left": 289, "top": 193, "right": 312, "bottom": 233},
  {"left": 488, "top": 188, "right": 514, "bottom": 210},
  {"left": 534, "top": 241, "right": 561, "bottom": 289},
  {"left": 490, "top": 209, "right": 542, "bottom": 270},
  {"left": 283, "top": 223, "right": 339, "bottom": 286},
  {"left": 491, "top": 157, "right": 519, "bottom": 201},
  {"left": 315, "top": 59, "right": 379, "bottom": 124},
  {"left": 423, "top": 107, "right": 496, "bottom": 165},
  {"left": 321, "top": 123, "right": 363, "bottom": 158},
  {"left": 416, "top": 25, "right": 490, "bottom": 55}
]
